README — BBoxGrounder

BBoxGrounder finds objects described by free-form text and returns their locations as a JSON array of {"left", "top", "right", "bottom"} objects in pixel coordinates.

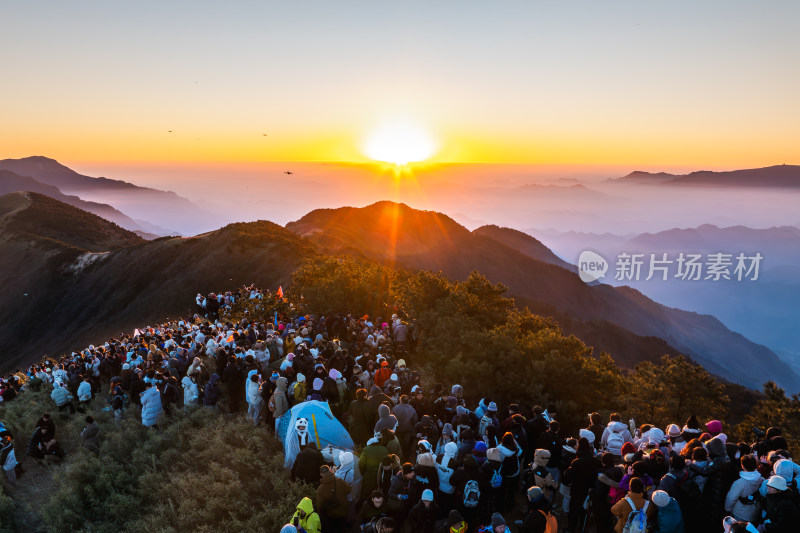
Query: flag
[
  {"left": 276, "top": 286, "right": 284, "bottom": 299},
  {"left": 274, "top": 311, "right": 278, "bottom": 326},
  {"left": 133, "top": 328, "right": 141, "bottom": 337},
  {"left": 226, "top": 335, "right": 234, "bottom": 343}
]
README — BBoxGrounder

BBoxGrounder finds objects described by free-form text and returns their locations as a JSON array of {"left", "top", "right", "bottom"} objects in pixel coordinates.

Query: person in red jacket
[{"left": 374, "top": 360, "right": 392, "bottom": 389}]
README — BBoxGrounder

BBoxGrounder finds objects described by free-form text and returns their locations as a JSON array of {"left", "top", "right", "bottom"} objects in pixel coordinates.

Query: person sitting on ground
[{"left": 80, "top": 416, "right": 99, "bottom": 453}]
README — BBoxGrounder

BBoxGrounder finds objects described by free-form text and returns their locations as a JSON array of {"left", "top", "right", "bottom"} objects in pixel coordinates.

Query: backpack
[
  {"left": 668, "top": 472, "right": 702, "bottom": 516},
  {"left": 538, "top": 510, "right": 558, "bottom": 533},
  {"left": 490, "top": 466, "right": 503, "bottom": 489},
  {"left": 463, "top": 479, "right": 480, "bottom": 508},
  {"left": 606, "top": 431, "right": 625, "bottom": 453},
  {"left": 622, "top": 497, "right": 649, "bottom": 533}
]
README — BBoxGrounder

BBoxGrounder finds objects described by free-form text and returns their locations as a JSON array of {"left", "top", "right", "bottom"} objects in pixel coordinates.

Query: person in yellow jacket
[{"left": 290, "top": 496, "right": 321, "bottom": 533}]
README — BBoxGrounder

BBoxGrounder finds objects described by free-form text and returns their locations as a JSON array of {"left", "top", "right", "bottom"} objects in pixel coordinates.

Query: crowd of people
[{"left": 0, "top": 286, "right": 798, "bottom": 533}]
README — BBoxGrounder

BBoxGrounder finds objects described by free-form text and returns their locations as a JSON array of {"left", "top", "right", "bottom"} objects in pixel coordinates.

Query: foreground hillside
[
  {"left": 0, "top": 269, "right": 793, "bottom": 532},
  {"left": 0, "top": 192, "right": 313, "bottom": 371}
]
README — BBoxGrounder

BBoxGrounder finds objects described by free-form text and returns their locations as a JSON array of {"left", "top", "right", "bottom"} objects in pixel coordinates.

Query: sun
[{"left": 362, "top": 119, "right": 437, "bottom": 165}]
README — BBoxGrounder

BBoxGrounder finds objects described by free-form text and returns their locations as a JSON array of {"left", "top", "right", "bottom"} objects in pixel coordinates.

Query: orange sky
[{"left": 2, "top": 2, "right": 798, "bottom": 167}]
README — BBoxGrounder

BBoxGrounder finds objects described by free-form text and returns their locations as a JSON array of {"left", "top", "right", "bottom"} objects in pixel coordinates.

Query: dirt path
[{"left": 6, "top": 457, "right": 59, "bottom": 532}]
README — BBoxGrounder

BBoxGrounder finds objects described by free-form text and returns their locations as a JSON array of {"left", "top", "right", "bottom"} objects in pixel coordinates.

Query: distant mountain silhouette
[
  {"left": 613, "top": 165, "right": 800, "bottom": 188},
  {"left": 0, "top": 193, "right": 313, "bottom": 371},
  {"left": 0, "top": 169, "right": 155, "bottom": 235},
  {"left": 0, "top": 157, "right": 210, "bottom": 234},
  {"left": 287, "top": 201, "right": 800, "bottom": 392},
  {"left": 527, "top": 224, "right": 800, "bottom": 375}
]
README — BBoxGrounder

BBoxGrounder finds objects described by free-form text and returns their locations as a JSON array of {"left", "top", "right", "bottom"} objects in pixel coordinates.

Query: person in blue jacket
[{"left": 651, "top": 490, "right": 685, "bottom": 533}]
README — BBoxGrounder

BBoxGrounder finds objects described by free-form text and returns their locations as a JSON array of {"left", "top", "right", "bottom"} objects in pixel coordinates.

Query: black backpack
[{"left": 669, "top": 471, "right": 702, "bottom": 515}]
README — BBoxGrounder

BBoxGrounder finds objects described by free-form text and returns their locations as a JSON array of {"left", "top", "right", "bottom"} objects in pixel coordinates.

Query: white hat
[
  {"left": 767, "top": 475, "right": 788, "bottom": 491},
  {"left": 652, "top": 490, "right": 670, "bottom": 508},
  {"left": 579, "top": 428, "right": 595, "bottom": 444}
]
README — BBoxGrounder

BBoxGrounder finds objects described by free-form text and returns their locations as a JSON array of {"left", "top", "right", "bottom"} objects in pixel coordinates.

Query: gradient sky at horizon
[{"left": 2, "top": 1, "right": 799, "bottom": 166}]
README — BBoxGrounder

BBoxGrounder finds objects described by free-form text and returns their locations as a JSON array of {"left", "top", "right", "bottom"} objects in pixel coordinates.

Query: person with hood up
[
  {"left": 761, "top": 475, "right": 798, "bottom": 533},
  {"left": 269, "top": 377, "right": 289, "bottom": 431},
  {"left": 437, "top": 441, "right": 459, "bottom": 512},
  {"left": 203, "top": 373, "right": 221, "bottom": 408},
  {"left": 317, "top": 464, "right": 350, "bottom": 533},
  {"left": 290, "top": 496, "right": 321, "bottom": 533},
  {"left": 392, "top": 394, "right": 419, "bottom": 460},
  {"left": 370, "top": 385, "right": 393, "bottom": 416},
  {"left": 140, "top": 382, "right": 162, "bottom": 427},
  {"left": 360, "top": 437, "right": 390, "bottom": 500},
  {"left": 409, "top": 489, "right": 442, "bottom": 533},
  {"left": 375, "top": 404, "right": 398, "bottom": 435},
  {"left": 335, "top": 451, "right": 361, "bottom": 521},
  {"left": 374, "top": 360, "right": 392, "bottom": 389},
  {"left": 603, "top": 417, "right": 633, "bottom": 460},
  {"left": 181, "top": 374, "right": 200, "bottom": 409},
  {"left": 724, "top": 454, "right": 762, "bottom": 523},
  {"left": 50, "top": 381, "right": 74, "bottom": 415},
  {"left": 651, "top": 490, "right": 685, "bottom": 533},
  {"left": 348, "top": 388, "right": 375, "bottom": 447}
]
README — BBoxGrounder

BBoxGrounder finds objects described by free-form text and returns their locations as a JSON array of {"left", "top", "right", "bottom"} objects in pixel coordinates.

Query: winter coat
[
  {"left": 602, "top": 421, "right": 632, "bottom": 457},
  {"left": 140, "top": 386, "right": 163, "bottom": 427},
  {"left": 724, "top": 470, "right": 763, "bottom": 522},
  {"left": 610, "top": 491, "right": 655, "bottom": 533},
  {"left": 270, "top": 377, "right": 289, "bottom": 418},
  {"left": 388, "top": 471, "right": 418, "bottom": 505},
  {"left": 562, "top": 450, "right": 602, "bottom": 502},
  {"left": 409, "top": 500, "right": 442, "bottom": 533},
  {"left": 203, "top": 373, "right": 221, "bottom": 405},
  {"left": 317, "top": 468, "right": 350, "bottom": 518},
  {"left": 393, "top": 403, "right": 419, "bottom": 434},
  {"left": 415, "top": 453, "right": 440, "bottom": 495},
  {"left": 348, "top": 398, "right": 376, "bottom": 446},
  {"left": 50, "top": 384, "right": 72, "bottom": 407},
  {"left": 436, "top": 441, "right": 459, "bottom": 494},
  {"left": 763, "top": 490, "right": 799, "bottom": 533},
  {"left": 654, "top": 497, "right": 685, "bottom": 533},
  {"left": 336, "top": 451, "right": 362, "bottom": 502},
  {"left": 291, "top": 497, "right": 321, "bottom": 533},
  {"left": 77, "top": 381, "right": 92, "bottom": 402},
  {"left": 374, "top": 404, "right": 398, "bottom": 434},
  {"left": 80, "top": 421, "right": 99, "bottom": 452},
  {"left": 498, "top": 442, "right": 523, "bottom": 478},
  {"left": 291, "top": 446, "right": 324, "bottom": 485},
  {"left": 181, "top": 376, "right": 200, "bottom": 407},
  {"left": 657, "top": 467, "right": 689, "bottom": 497},
  {"left": 359, "top": 441, "right": 389, "bottom": 499}
]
